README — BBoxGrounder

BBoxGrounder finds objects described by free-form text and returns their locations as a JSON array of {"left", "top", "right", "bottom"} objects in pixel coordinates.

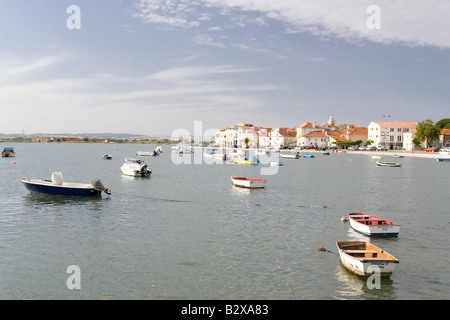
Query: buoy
[
  {"left": 341, "top": 216, "right": 348, "bottom": 222},
  {"left": 12, "top": 161, "right": 16, "bottom": 164},
  {"left": 318, "top": 246, "right": 332, "bottom": 253}
]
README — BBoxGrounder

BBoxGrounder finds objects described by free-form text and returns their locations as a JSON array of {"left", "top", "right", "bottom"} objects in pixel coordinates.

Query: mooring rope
[{"left": 110, "top": 191, "right": 194, "bottom": 203}]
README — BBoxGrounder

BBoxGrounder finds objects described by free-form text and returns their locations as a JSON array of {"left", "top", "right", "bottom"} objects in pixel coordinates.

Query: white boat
[
  {"left": 371, "top": 156, "right": 382, "bottom": 159},
  {"left": 136, "top": 151, "right": 153, "bottom": 156},
  {"left": 336, "top": 241, "right": 399, "bottom": 276},
  {"left": 270, "top": 161, "right": 283, "bottom": 166},
  {"left": 280, "top": 152, "right": 299, "bottom": 159},
  {"left": 120, "top": 158, "right": 151, "bottom": 177},
  {"left": 376, "top": 161, "right": 401, "bottom": 167},
  {"left": 347, "top": 212, "right": 400, "bottom": 236},
  {"left": 392, "top": 154, "right": 404, "bottom": 158},
  {"left": 231, "top": 176, "right": 266, "bottom": 189},
  {"left": 172, "top": 146, "right": 192, "bottom": 154}
]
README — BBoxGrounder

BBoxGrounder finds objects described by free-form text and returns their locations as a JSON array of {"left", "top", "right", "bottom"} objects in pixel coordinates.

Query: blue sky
[{"left": 1, "top": 0, "right": 449, "bottom": 136}]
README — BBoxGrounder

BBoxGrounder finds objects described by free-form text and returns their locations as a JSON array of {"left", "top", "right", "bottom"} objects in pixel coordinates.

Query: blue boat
[
  {"left": 303, "top": 154, "right": 315, "bottom": 158},
  {"left": 21, "top": 172, "right": 111, "bottom": 197},
  {"left": 437, "top": 158, "right": 450, "bottom": 162},
  {"left": 103, "top": 154, "right": 112, "bottom": 160}
]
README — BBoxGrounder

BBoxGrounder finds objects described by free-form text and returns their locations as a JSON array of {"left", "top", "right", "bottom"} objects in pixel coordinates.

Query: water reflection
[
  {"left": 335, "top": 264, "right": 397, "bottom": 300},
  {"left": 23, "top": 193, "right": 107, "bottom": 211}
]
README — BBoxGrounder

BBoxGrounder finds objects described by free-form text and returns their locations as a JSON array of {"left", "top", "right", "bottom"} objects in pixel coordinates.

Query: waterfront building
[
  {"left": 402, "top": 129, "right": 417, "bottom": 151},
  {"left": 440, "top": 128, "right": 450, "bottom": 148},
  {"left": 300, "top": 131, "right": 329, "bottom": 148},
  {"left": 269, "top": 127, "right": 296, "bottom": 149},
  {"left": 368, "top": 121, "right": 416, "bottom": 150},
  {"left": 215, "top": 123, "right": 271, "bottom": 148}
]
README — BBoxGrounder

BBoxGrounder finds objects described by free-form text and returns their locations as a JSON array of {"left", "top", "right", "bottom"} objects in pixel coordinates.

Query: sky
[{"left": 0, "top": 0, "right": 449, "bottom": 136}]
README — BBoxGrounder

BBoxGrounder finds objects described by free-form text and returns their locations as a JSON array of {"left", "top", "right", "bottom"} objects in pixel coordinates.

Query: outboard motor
[
  {"left": 140, "top": 164, "right": 148, "bottom": 173},
  {"left": 92, "top": 178, "right": 111, "bottom": 195}
]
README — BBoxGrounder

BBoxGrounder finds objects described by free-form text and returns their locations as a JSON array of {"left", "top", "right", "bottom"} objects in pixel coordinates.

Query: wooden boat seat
[{"left": 343, "top": 250, "right": 377, "bottom": 254}]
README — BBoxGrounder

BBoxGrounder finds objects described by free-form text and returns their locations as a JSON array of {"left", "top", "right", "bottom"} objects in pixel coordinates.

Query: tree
[
  {"left": 244, "top": 137, "right": 249, "bottom": 148},
  {"left": 415, "top": 119, "right": 440, "bottom": 148},
  {"left": 436, "top": 118, "right": 450, "bottom": 130}
]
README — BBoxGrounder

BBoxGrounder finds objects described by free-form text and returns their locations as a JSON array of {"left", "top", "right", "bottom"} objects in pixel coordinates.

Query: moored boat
[
  {"left": 376, "top": 161, "right": 401, "bottom": 167},
  {"left": 303, "top": 154, "right": 315, "bottom": 158},
  {"left": 392, "top": 154, "right": 404, "bottom": 158},
  {"left": 280, "top": 152, "right": 299, "bottom": 159},
  {"left": 336, "top": 241, "right": 399, "bottom": 276},
  {"left": 103, "top": 154, "right": 112, "bottom": 160},
  {"left": 233, "top": 156, "right": 259, "bottom": 165},
  {"left": 231, "top": 176, "right": 266, "bottom": 189},
  {"left": 347, "top": 212, "right": 400, "bottom": 236},
  {"left": 120, "top": 158, "right": 152, "bottom": 177},
  {"left": 2, "top": 147, "right": 15, "bottom": 157},
  {"left": 437, "top": 158, "right": 450, "bottom": 162},
  {"left": 21, "top": 172, "right": 111, "bottom": 197}
]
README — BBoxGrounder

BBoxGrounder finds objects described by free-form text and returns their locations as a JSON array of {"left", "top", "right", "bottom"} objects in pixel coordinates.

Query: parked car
[
  {"left": 439, "top": 147, "right": 450, "bottom": 152},
  {"left": 377, "top": 146, "right": 388, "bottom": 151},
  {"left": 358, "top": 146, "right": 367, "bottom": 151},
  {"left": 423, "top": 147, "right": 437, "bottom": 152},
  {"left": 366, "top": 146, "right": 377, "bottom": 151}
]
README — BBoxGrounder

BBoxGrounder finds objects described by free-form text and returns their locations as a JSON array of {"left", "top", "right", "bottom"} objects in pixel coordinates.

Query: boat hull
[
  {"left": 347, "top": 212, "right": 400, "bottom": 236},
  {"left": 336, "top": 241, "right": 399, "bottom": 276},
  {"left": 233, "top": 159, "right": 258, "bottom": 165},
  {"left": 21, "top": 179, "right": 102, "bottom": 197},
  {"left": 231, "top": 176, "right": 266, "bottom": 188},
  {"left": 376, "top": 161, "right": 401, "bottom": 167},
  {"left": 280, "top": 153, "right": 299, "bottom": 159}
]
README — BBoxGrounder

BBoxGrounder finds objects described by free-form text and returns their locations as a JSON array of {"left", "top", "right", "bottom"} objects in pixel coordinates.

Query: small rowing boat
[
  {"left": 336, "top": 241, "right": 399, "bottom": 276},
  {"left": 376, "top": 161, "right": 401, "bottom": 167},
  {"left": 437, "top": 158, "right": 450, "bottom": 162},
  {"left": 231, "top": 176, "right": 266, "bottom": 189},
  {"left": 347, "top": 212, "right": 400, "bottom": 236}
]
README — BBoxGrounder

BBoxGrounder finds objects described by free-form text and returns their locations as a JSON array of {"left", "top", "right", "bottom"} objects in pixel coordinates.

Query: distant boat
[
  {"left": 437, "top": 158, "right": 450, "bottom": 162},
  {"left": 2, "top": 147, "right": 15, "bottom": 157},
  {"left": 136, "top": 151, "right": 153, "bottom": 156},
  {"left": 233, "top": 156, "right": 259, "bottom": 165},
  {"left": 172, "top": 146, "right": 192, "bottom": 154},
  {"left": 270, "top": 161, "right": 283, "bottom": 166},
  {"left": 376, "top": 161, "right": 401, "bottom": 167},
  {"left": 103, "top": 154, "right": 112, "bottom": 160},
  {"left": 303, "top": 154, "right": 315, "bottom": 158},
  {"left": 392, "top": 154, "right": 404, "bottom": 158},
  {"left": 336, "top": 241, "right": 399, "bottom": 276},
  {"left": 121, "top": 158, "right": 151, "bottom": 177},
  {"left": 21, "top": 172, "right": 111, "bottom": 197},
  {"left": 347, "top": 212, "right": 400, "bottom": 236},
  {"left": 233, "top": 159, "right": 259, "bottom": 165},
  {"left": 280, "top": 153, "right": 299, "bottom": 159},
  {"left": 371, "top": 156, "right": 382, "bottom": 159},
  {"left": 323, "top": 152, "right": 330, "bottom": 155},
  {"left": 231, "top": 176, "right": 266, "bottom": 189}
]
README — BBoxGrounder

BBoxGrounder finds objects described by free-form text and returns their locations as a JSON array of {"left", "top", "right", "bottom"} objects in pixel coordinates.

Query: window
[
  {"left": 390, "top": 128, "right": 394, "bottom": 132},
  {"left": 390, "top": 136, "right": 394, "bottom": 142},
  {"left": 398, "top": 128, "right": 402, "bottom": 132},
  {"left": 397, "top": 136, "right": 402, "bottom": 142}
]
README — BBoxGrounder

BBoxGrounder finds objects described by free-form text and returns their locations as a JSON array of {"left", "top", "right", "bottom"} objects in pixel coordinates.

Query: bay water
[{"left": 0, "top": 143, "right": 449, "bottom": 299}]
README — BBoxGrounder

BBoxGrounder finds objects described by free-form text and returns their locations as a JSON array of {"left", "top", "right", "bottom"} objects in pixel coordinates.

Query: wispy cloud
[
  {"left": 133, "top": 0, "right": 450, "bottom": 48},
  {"left": 2, "top": 54, "right": 67, "bottom": 77}
]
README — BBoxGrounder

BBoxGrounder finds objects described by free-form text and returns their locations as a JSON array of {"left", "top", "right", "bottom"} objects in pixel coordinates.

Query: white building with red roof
[{"left": 368, "top": 121, "right": 416, "bottom": 150}]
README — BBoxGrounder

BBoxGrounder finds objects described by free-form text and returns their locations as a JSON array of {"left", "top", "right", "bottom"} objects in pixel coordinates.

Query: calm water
[{"left": 0, "top": 142, "right": 449, "bottom": 300}]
